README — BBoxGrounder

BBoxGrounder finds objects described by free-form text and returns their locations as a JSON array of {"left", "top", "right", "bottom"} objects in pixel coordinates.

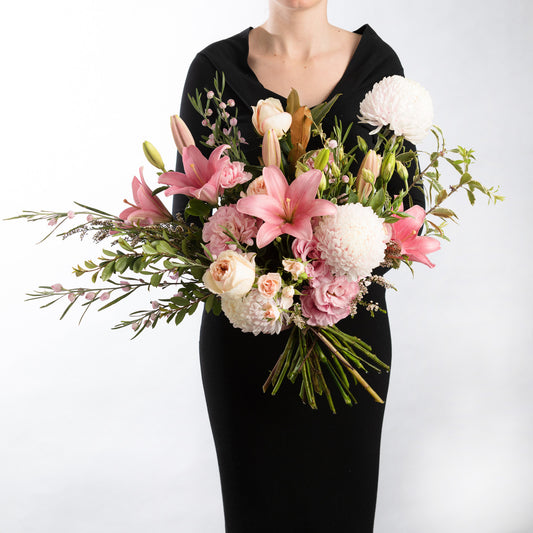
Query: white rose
[
  {"left": 203, "top": 250, "right": 256, "bottom": 296},
  {"left": 252, "top": 97, "right": 292, "bottom": 138}
]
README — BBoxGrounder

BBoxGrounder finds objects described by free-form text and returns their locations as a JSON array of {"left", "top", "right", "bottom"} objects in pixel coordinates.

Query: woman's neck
[{"left": 259, "top": 1, "right": 333, "bottom": 61}]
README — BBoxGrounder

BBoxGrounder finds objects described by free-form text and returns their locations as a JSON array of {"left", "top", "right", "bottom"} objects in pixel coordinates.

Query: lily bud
[
  {"left": 314, "top": 148, "right": 330, "bottom": 171},
  {"left": 143, "top": 141, "right": 166, "bottom": 171},
  {"left": 355, "top": 149, "right": 382, "bottom": 200},
  {"left": 331, "top": 161, "right": 341, "bottom": 178},
  {"left": 295, "top": 160, "right": 310, "bottom": 178},
  {"left": 318, "top": 171, "right": 327, "bottom": 192},
  {"left": 262, "top": 129, "right": 281, "bottom": 167},
  {"left": 396, "top": 160, "right": 409, "bottom": 182},
  {"left": 170, "top": 115, "right": 195, "bottom": 155},
  {"left": 286, "top": 88, "right": 301, "bottom": 115},
  {"left": 381, "top": 152, "right": 396, "bottom": 183}
]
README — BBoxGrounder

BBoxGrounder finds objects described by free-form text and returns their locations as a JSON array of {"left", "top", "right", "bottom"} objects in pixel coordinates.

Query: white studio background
[{"left": 0, "top": 1, "right": 531, "bottom": 532}]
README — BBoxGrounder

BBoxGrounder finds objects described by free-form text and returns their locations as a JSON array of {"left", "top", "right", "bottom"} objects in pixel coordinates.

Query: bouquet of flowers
[{"left": 10, "top": 73, "right": 502, "bottom": 412}]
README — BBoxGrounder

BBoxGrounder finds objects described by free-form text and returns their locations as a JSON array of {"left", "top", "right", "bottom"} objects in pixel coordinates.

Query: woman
[{"left": 173, "top": 1, "right": 424, "bottom": 531}]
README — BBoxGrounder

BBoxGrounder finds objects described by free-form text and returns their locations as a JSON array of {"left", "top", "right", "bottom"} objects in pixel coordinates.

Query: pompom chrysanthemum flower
[
  {"left": 221, "top": 289, "right": 284, "bottom": 335},
  {"left": 358, "top": 75, "right": 433, "bottom": 144},
  {"left": 314, "top": 203, "right": 387, "bottom": 281}
]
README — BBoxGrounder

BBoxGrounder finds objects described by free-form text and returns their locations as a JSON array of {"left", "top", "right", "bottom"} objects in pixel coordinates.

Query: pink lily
[
  {"left": 120, "top": 167, "right": 172, "bottom": 226},
  {"left": 386, "top": 205, "right": 440, "bottom": 267},
  {"left": 158, "top": 144, "right": 230, "bottom": 205},
  {"left": 236, "top": 166, "right": 336, "bottom": 248}
]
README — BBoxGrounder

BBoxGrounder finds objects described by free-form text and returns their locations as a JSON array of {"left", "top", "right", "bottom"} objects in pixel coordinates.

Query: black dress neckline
[{"left": 242, "top": 24, "right": 371, "bottom": 104}]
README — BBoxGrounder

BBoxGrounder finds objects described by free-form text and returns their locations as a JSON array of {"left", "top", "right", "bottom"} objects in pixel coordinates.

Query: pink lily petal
[
  {"left": 282, "top": 216, "right": 313, "bottom": 241},
  {"left": 237, "top": 194, "right": 285, "bottom": 225},
  {"left": 263, "top": 166, "right": 289, "bottom": 205},
  {"left": 256, "top": 222, "right": 283, "bottom": 247}
]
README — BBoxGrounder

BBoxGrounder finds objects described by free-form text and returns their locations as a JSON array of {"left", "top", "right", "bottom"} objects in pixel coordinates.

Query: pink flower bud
[
  {"left": 86, "top": 214, "right": 94, "bottom": 222},
  {"left": 229, "top": 117, "right": 238, "bottom": 126},
  {"left": 100, "top": 292, "right": 110, "bottom": 301},
  {"left": 67, "top": 210, "right": 75, "bottom": 219},
  {"left": 120, "top": 281, "right": 130, "bottom": 292},
  {"left": 85, "top": 292, "right": 96, "bottom": 300},
  {"left": 206, "top": 91, "right": 214, "bottom": 99},
  {"left": 48, "top": 218, "right": 57, "bottom": 226},
  {"left": 219, "top": 102, "right": 226, "bottom": 109},
  {"left": 170, "top": 115, "right": 196, "bottom": 155},
  {"left": 206, "top": 109, "right": 213, "bottom": 116},
  {"left": 227, "top": 99, "right": 235, "bottom": 107},
  {"left": 356, "top": 150, "right": 382, "bottom": 200},
  {"left": 68, "top": 293, "right": 76, "bottom": 302},
  {"left": 51, "top": 283, "right": 63, "bottom": 292},
  {"left": 262, "top": 129, "right": 281, "bottom": 167},
  {"left": 151, "top": 300, "right": 160, "bottom": 309}
]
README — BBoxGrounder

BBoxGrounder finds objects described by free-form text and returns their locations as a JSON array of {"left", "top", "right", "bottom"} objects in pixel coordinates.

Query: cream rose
[
  {"left": 257, "top": 272, "right": 282, "bottom": 298},
  {"left": 280, "top": 285, "right": 295, "bottom": 310},
  {"left": 203, "top": 250, "right": 256, "bottom": 296},
  {"left": 252, "top": 98, "right": 292, "bottom": 138},
  {"left": 282, "top": 258, "right": 305, "bottom": 280},
  {"left": 243, "top": 176, "right": 268, "bottom": 197}
]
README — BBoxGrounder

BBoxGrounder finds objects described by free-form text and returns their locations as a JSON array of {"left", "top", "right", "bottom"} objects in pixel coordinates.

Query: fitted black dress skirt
[{"left": 172, "top": 24, "right": 424, "bottom": 532}]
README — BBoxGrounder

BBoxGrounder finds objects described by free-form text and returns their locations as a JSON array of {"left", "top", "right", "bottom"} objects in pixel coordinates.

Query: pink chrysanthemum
[
  {"left": 358, "top": 75, "right": 433, "bottom": 144},
  {"left": 314, "top": 203, "right": 387, "bottom": 281},
  {"left": 202, "top": 205, "right": 259, "bottom": 256}
]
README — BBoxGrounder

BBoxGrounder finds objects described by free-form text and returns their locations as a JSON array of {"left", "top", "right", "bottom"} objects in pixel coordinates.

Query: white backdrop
[{"left": 1, "top": 1, "right": 531, "bottom": 532}]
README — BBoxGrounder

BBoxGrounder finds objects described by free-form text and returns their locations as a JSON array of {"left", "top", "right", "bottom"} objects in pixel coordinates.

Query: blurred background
[{"left": 0, "top": 0, "right": 531, "bottom": 531}]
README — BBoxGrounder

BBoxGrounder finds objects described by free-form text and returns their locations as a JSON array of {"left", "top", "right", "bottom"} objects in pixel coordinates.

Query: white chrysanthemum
[
  {"left": 358, "top": 75, "right": 433, "bottom": 144},
  {"left": 221, "top": 289, "right": 284, "bottom": 335},
  {"left": 314, "top": 203, "right": 387, "bottom": 281}
]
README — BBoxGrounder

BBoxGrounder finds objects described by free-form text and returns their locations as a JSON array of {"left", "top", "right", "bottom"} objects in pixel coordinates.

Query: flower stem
[{"left": 311, "top": 328, "right": 384, "bottom": 404}]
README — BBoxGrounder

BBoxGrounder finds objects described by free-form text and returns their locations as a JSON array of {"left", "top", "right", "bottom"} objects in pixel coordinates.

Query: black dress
[{"left": 173, "top": 25, "right": 424, "bottom": 533}]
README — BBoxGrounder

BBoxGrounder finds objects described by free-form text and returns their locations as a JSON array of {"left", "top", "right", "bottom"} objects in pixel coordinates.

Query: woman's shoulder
[
  {"left": 356, "top": 24, "right": 405, "bottom": 77},
  {"left": 194, "top": 28, "right": 251, "bottom": 70}
]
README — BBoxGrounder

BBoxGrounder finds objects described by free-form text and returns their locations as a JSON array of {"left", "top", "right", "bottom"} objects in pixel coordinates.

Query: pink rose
[
  {"left": 263, "top": 301, "right": 280, "bottom": 321},
  {"left": 300, "top": 274, "right": 359, "bottom": 327},
  {"left": 257, "top": 272, "right": 282, "bottom": 298},
  {"left": 216, "top": 161, "right": 252, "bottom": 190}
]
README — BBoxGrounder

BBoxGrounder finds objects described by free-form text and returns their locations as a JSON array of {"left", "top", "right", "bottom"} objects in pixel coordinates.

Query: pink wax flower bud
[
  {"left": 262, "top": 129, "right": 281, "bottom": 167},
  {"left": 85, "top": 292, "right": 96, "bottom": 300},
  {"left": 100, "top": 292, "right": 110, "bottom": 301},
  {"left": 67, "top": 210, "right": 75, "bottom": 219},
  {"left": 51, "top": 283, "right": 63, "bottom": 292},
  {"left": 170, "top": 115, "right": 196, "bottom": 155},
  {"left": 356, "top": 149, "right": 382, "bottom": 200},
  {"left": 68, "top": 293, "right": 76, "bottom": 302},
  {"left": 48, "top": 218, "right": 57, "bottom": 226}
]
